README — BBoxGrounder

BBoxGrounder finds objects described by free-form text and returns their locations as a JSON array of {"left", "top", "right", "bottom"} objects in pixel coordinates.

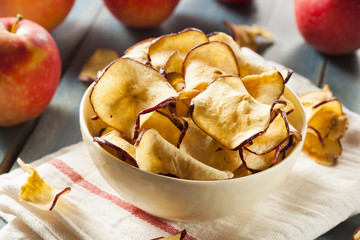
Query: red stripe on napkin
[{"left": 48, "top": 159, "right": 196, "bottom": 240}]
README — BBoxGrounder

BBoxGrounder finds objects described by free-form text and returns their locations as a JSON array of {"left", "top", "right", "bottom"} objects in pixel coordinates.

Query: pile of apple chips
[
  {"left": 300, "top": 85, "right": 348, "bottom": 166},
  {"left": 90, "top": 28, "right": 302, "bottom": 180}
]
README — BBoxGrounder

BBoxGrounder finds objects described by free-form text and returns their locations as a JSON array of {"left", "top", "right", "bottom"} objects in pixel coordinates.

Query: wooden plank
[
  {"left": 0, "top": 0, "right": 102, "bottom": 174},
  {"left": 322, "top": 51, "right": 360, "bottom": 114}
]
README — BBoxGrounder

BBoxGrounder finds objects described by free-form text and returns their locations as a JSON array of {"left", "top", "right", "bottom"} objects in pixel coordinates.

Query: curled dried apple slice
[
  {"left": 123, "top": 38, "right": 155, "bottom": 65},
  {"left": 148, "top": 28, "right": 209, "bottom": 70},
  {"left": 90, "top": 58, "right": 178, "bottom": 140},
  {"left": 190, "top": 75, "right": 277, "bottom": 150},
  {"left": 240, "top": 147, "right": 280, "bottom": 172},
  {"left": 17, "top": 159, "right": 71, "bottom": 211},
  {"left": 153, "top": 229, "right": 187, "bottom": 240},
  {"left": 135, "top": 129, "right": 233, "bottom": 180},
  {"left": 224, "top": 20, "right": 275, "bottom": 52},
  {"left": 160, "top": 50, "right": 185, "bottom": 92},
  {"left": 303, "top": 127, "right": 342, "bottom": 166},
  {"left": 78, "top": 48, "right": 119, "bottom": 82},
  {"left": 94, "top": 128, "right": 137, "bottom": 166},
  {"left": 242, "top": 69, "right": 289, "bottom": 105},
  {"left": 180, "top": 118, "right": 241, "bottom": 172},
  {"left": 354, "top": 227, "right": 360, "bottom": 240},
  {"left": 183, "top": 41, "right": 239, "bottom": 91},
  {"left": 208, "top": 31, "right": 273, "bottom": 77},
  {"left": 244, "top": 110, "right": 289, "bottom": 155}
]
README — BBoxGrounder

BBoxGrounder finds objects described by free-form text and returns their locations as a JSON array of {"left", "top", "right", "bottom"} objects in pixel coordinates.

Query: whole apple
[
  {"left": 0, "top": 0, "right": 75, "bottom": 31},
  {"left": 295, "top": 0, "right": 360, "bottom": 55},
  {"left": 103, "top": 0, "right": 180, "bottom": 28},
  {"left": 0, "top": 15, "right": 61, "bottom": 127}
]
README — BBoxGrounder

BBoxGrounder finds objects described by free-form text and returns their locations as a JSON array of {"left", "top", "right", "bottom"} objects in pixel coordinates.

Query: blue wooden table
[{"left": 1, "top": 0, "right": 359, "bottom": 238}]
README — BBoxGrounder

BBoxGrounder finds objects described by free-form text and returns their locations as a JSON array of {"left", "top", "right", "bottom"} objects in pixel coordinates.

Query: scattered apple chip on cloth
[
  {"left": 1, "top": 49, "right": 360, "bottom": 240},
  {"left": 78, "top": 48, "right": 119, "bottom": 82},
  {"left": 300, "top": 85, "right": 348, "bottom": 166},
  {"left": 17, "top": 158, "right": 71, "bottom": 211}
]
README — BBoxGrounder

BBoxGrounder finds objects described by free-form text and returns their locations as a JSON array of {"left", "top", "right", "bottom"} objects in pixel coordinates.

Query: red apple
[
  {"left": 0, "top": 15, "right": 61, "bottom": 127},
  {"left": 0, "top": 0, "right": 75, "bottom": 31},
  {"left": 102, "top": 0, "right": 180, "bottom": 28},
  {"left": 295, "top": 0, "right": 360, "bottom": 55}
]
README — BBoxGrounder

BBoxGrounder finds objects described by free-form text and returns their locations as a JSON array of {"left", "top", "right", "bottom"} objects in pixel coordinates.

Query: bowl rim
[{"left": 80, "top": 82, "right": 307, "bottom": 185}]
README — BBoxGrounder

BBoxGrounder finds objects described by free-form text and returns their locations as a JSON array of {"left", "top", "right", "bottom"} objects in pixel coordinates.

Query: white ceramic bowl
[{"left": 80, "top": 83, "right": 307, "bottom": 222}]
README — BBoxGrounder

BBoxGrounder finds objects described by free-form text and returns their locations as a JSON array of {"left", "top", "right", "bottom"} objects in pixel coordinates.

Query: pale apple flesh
[{"left": 135, "top": 129, "right": 233, "bottom": 180}]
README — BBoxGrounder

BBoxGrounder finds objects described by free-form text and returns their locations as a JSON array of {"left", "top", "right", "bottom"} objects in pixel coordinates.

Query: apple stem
[{"left": 10, "top": 14, "right": 23, "bottom": 33}]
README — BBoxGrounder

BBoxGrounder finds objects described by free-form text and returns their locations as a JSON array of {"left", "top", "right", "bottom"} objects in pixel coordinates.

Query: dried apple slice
[
  {"left": 240, "top": 147, "right": 279, "bottom": 172},
  {"left": 153, "top": 230, "right": 187, "bottom": 240},
  {"left": 244, "top": 110, "right": 289, "bottom": 155},
  {"left": 183, "top": 41, "right": 239, "bottom": 91},
  {"left": 303, "top": 127, "right": 342, "bottom": 166},
  {"left": 135, "top": 129, "right": 233, "bottom": 180},
  {"left": 123, "top": 38, "right": 155, "bottom": 65},
  {"left": 160, "top": 50, "right": 185, "bottom": 92},
  {"left": 94, "top": 128, "right": 137, "bottom": 166},
  {"left": 148, "top": 28, "right": 209, "bottom": 70},
  {"left": 17, "top": 158, "right": 71, "bottom": 211},
  {"left": 180, "top": 118, "right": 241, "bottom": 172},
  {"left": 208, "top": 31, "right": 273, "bottom": 77},
  {"left": 224, "top": 20, "right": 275, "bottom": 52},
  {"left": 138, "top": 110, "right": 183, "bottom": 147},
  {"left": 78, "top": 48, "right": 119, "bottom": 82},
  {"left": 354, "top": 227, "right": 360, "bottom": 240},
  {"left": 190, "top": 75, "right": 277, "bottom": 150},
  {"left": 90, "top": 58, "right": 178, "bottom": 140},
  {"left": 241, "top": 69, "right": 289, "bottom": 105}
]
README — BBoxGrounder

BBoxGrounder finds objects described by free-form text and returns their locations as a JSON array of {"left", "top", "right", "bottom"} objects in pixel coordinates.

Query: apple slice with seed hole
[
  {"left": 180, "top": 118, "right": 241, "bottom": 172},
  {"left": 208, "top": 31, "right": 273, "bottom": 77},
  {"left": 123, "top": 38, "right": 155, "bottom": 65},
  {"left": 90, "top": 58, "right": 178, "bottom": 140},
  {"left": 135, "top": 129, "right": 233, "bottom": 180},
  {"left": 148, "top": 28, "right": 209, "bottom": 70},
  {"left": 183, "top": 41, "right": 239, "bottom": 91},
  {"left": 190, "top": 75, "right": 281, "bottom": 150}
]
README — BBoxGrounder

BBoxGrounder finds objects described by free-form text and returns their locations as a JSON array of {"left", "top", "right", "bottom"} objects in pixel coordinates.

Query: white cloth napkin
[{"left": 1, "top": 50, "right": 360, "bottom": 240}]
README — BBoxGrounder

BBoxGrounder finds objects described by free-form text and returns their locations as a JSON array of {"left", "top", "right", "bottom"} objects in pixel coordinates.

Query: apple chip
[
  {"left": 17, "top": 159, "right": 71, "bottom": 211},
  {"left": 242, "top": 69, "right": 289, "bottom": 105},
  {"left": 208, "top": 31, "right": 273, "bottom": 77},
  {"left": 153, "top": 230, "right": 187, "bottom": 240},
  {"left": 135, "top": 129, "right": 233, "bottom": 180},
  {"left": 78, "top": 48, "right": 119, "bottom": 82},
  {"left": 354, "top": 227, "right": 360, "bottom": 240},
  {"left": 190, "top": 75, "right": 278, "bottom": 150},
  {"left": 183, "top": 41, "right": 239, "bottom": 91},
  {"left": 94, "top": 128, "right": 137, "bottom": 166},
  {"left": 244, "top": 110, "right": 289, "bottom": 155},
  {"left": 149, "top": 28, "right": 209, "bottom": 70},
  {"left": 224, "top": 20, "right": 275, "bottom": 52},
  {"left": 180, "top": 118, "right": 241, "bottom": 172},
  {"left": 160, "top": 50, "right": 185, "bottom": 92},
  {"left": 300, "top": 86, "right": 348, "bottom": 166},
  {"left": 90, "top": 58, "right": 178, "bottom": 140},
  {"left": 123, "top": 38, "right": 154, "bottom": 65}
]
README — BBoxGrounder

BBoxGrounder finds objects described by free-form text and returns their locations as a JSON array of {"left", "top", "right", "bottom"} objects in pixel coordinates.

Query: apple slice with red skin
[
  {"left": 152, "top": 229, "right": 187, "bottom": 240},
  {"left": 354, "top": 226, "right": 360, "bottom": 240},
  {"left": 90, "top": 58, "right": 178, "bottom": 140},
  {"left": 208, "top": 31, "right": 273, "bottom": 77},
  {"left": 183, "top": 41, "right": 239, "bottom": 91},
  {"left": 241, "top": 69, "right": 290, "bottom": 105},
  {"left": 135, "top": 128, "right": 233, "bottom": 180},
  {"left": 123, "top": 37, "right": 155, "bottom": 65},
  {"left": 148, "top": 28, "right": 209, "bottom": 70},
  {"left": 190, "top": 75, "right": 283, "bottom": 150},
  {"left": 160, "top": 50, "right": 185, "bottom": 92}
]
